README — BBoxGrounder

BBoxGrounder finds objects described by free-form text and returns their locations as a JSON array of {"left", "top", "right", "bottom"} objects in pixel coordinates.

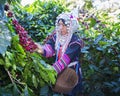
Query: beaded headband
[{"left": 55, "top": 12, "right": 79, "bottom": 33}]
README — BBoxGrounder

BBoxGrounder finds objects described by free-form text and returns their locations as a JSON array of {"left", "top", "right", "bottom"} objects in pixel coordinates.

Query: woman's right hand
[{"left": 35, "top": 43, "right": 44, "bottom": 54}]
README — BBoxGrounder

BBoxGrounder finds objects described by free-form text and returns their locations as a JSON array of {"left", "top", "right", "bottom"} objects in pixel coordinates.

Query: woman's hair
[{"left": 58, "top": 18, "right": 66, "bottom": 26}]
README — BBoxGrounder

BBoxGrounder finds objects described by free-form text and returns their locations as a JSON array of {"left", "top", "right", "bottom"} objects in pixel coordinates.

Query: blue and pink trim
[
  {"left": 53, "top": 54, "right": 71, "bottom": 74},
  {"left": 69, "top": 39, "right": 84, "bottom": 48}
]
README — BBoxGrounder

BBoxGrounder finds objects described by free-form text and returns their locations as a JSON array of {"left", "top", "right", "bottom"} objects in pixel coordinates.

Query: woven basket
[{"left": 52, "top": 67, "right": 78, "bottom": 93}]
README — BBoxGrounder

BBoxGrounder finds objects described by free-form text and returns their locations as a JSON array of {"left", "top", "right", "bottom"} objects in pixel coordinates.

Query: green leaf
[
  {"left": 13, "top": 84, "right": 20, "bottom": 96},
  {"left": 5, "top": 56, "right": 11, "bottom": 68},
  {"left": 0, "top": 87, "right": 12, "bottom": 96},
  {"left": 89, "top": 18, "right": 96, "bottom": 27},
  {"left": 94, "top": 34, "right": 103, "bottom": 44},
  {"left": 0, "top": 21, "right": 11, "bottom": 55},
  {"left": 16, "top": 44, "right": 26, "bottom": 55},
  {"left": 12, "top": 64, "right": 16, "bottom": 70},
  {"left": 6, "top": 51, "right": 14, "bottom": 60},
  {"left": 40, "top": 85, "right": 49, "bottom": 96},
  {"left": 6, "top": 23, "right": 15, "bottom": 33},
  {"left": 26, "top": 14, "right": 33, "bottom": 20},
  {"left": 99, "top": 58, "right": 105, "bottom": 65},
  {"left": 89, "top": 64, "right": 98, "bottom": 71},
  {"left": 12, "top": 35, "right": 19, "bottom": 45},
  {"left": 47, "top": 71, "right": 56, "bottom": 85},
  {"left": 32, "top": 74, "right": 38, "bottom": 88},
  {"left": 24, "top": 85, "right": 29, "bottom": 96},
  {"left": 81, "top": 46, "right": 90, "bottom": 53},
  {"left": 0, "top": 0, "right": 6, "bottom": 4},
  {"left": 0, "top": 58, "right": 4, "bottom": 65},
  {"left": 99, "top": 41, "right": 108, "bottom": 46},
  {"left": 104, "top": 82, "right": 114, "bottom": 87},
  {"left": 96, "top": 47, "right": 103, "bottom": 51},
  {"left": 114, "top": 66, "right": 119, "bottom": 71},
  {"left": 40, "top": 70, "right": 49, "bottom": 83},
  {"left": 40, "top": 60, "right": 47, "bottom": 67},
  {"left": 112, "top": 87, "right": 120, "bottom": 93}
]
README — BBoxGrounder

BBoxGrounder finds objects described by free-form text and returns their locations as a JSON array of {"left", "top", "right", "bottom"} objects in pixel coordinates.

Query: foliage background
[{"left": 0, "top": 0, "right": 120, "bottom": 96}]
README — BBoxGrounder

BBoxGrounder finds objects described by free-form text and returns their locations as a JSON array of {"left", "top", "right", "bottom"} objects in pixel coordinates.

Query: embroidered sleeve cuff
[
  {"left": 52, "top": 54, "right": 70, "bottom": 74},
  {"left": 42, "top": 44, "right": 55, "bottom": 58}
]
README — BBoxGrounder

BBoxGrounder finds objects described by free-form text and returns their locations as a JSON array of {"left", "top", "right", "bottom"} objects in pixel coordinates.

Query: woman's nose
[{"left": 59, "top": 25, "right": 63, "bottom": 29}]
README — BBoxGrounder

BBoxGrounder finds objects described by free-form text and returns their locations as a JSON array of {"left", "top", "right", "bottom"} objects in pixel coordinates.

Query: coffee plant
[
  {"left": 78, "top": 9, "right": 120, "bottom": 96},
  {"left": 0, "top": 0, "right": 120, "bottom": 96},
  {"left": 0, "top": 0, "right": 67, "bottom": 95}
]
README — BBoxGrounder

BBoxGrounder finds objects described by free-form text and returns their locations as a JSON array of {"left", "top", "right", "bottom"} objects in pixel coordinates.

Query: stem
[
  {"left": 6, "top": 68, "right": 14, "bottom": 84},
  {"left": 5, "top": 68, "right": 22, "bottom": 94},
  {"left": 13, "top": 77, "right": 25, "bottom": 85},
  {"left": 6, "top": 68, "right": 25, "bottom": 85}
]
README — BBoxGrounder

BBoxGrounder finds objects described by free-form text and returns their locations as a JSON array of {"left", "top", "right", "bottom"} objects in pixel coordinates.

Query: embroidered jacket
[{"left": 42, "top": 33, "right": 84, "bottom": 74}]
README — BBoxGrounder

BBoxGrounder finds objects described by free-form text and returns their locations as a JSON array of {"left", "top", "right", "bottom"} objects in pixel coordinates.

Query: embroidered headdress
[{"left": 55, "top": 12, "right": 79, "bottom": 56}]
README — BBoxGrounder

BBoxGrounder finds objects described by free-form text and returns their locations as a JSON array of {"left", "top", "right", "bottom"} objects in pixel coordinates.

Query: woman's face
[{"left": 58, "top": 19, "right": 68, "bottom": 35}]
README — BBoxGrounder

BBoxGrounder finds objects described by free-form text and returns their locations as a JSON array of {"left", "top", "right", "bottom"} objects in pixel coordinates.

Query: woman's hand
[{"left": 35, "top": 43, "right": 44, "bottom": 54}]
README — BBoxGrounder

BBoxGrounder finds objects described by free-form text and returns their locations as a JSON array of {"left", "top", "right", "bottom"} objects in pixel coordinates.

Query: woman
[{"left": 35, "top": 12, "right": 84, "bottom": 96}]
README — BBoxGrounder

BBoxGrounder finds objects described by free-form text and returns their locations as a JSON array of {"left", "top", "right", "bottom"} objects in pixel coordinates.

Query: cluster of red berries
[
  {"left": 4, "top": 4, "right": 38, "bottom": 52},
  {"left": 12, "top": 19, "right": 37, "bottom": 52},
  {"left": 4, "top": 4, "right": 13, "bottom": 17}
]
